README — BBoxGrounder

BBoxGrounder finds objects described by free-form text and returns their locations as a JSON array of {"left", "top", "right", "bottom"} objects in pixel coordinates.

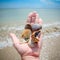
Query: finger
[
  {"left": 30, "top": 32, "right": 42, "bottom": 48},
  {"left": 28, "top": 11, "right": 37, "bottom": 17},
  {"left": 9, "top": 33, "right": 21, "bottom": 44},
  {"left": 38, "top": 33, "right": 42, "bottom": 49},
  {"left": 26, "top": 11, "right": 36, "bottom": 24},
  {"left": 26, "top": 12, "right": 32, "bottom": 23},
  {"left": 37, "top": 18, "right": 43, "bottom": 25}
]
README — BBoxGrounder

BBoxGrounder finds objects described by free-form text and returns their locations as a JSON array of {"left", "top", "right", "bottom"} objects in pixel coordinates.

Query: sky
[{"left": 0, "top": 0, "right": 60, "bottom": 8}]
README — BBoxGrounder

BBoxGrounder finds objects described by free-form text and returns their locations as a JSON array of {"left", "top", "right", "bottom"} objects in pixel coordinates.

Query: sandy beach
[
  {"left": 0, "top": 47, "right": 21, "bottom": 60},
  {"left": 40, "top": 35, "right": 60, "bottom": 60},
  {"left": 0, "top": 22, "right": 60, "bottom": 60},
  {"left": 0, "top": 35, "right": 60, "bottom": 60}
]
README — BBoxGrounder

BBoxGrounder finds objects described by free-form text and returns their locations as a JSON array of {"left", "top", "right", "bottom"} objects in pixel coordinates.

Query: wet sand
[
  {"left": 0, "top": 22, "right": 60, "bottom": 60},
  {"left": 40, "top": 35, "right": 60, "bottom": 60},
  {"left": 0, "top": 35, "right": 60, "bottom": 60},
  {"left": 0, "top": 47, "right": 21, "bottom": 60}
]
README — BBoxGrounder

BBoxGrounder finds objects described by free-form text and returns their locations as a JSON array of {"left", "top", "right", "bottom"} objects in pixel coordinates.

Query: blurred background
[{"left": 0, "top": 0, "right": 60, "bottom": 60}]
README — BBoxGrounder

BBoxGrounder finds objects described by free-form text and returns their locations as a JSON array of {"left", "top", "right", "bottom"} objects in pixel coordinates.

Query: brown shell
[
  {"left": 21, "top": 29, "right": 31, "bottom": 40},
  {"left": 31, "top": 34, "right": 39, "bottom": 43},
  {"left": 25, "top": 24, "right": 32, "bottom": 31}
]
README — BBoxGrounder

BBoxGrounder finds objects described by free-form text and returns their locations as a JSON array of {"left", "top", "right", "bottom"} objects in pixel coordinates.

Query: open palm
[
  {"left": 10, "top": 33, "right": 42, "bottom": 57},
  {"left": 10, "top": 11, "right": 42, "bottom": 60}
]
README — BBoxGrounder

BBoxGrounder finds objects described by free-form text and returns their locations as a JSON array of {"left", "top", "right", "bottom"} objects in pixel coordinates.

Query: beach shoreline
[
  {"left": 0, "top": 34, "right": 60, "bottom": 60},
  {"left": 0, "top": 21, "right": 60, "bottom": 60}
]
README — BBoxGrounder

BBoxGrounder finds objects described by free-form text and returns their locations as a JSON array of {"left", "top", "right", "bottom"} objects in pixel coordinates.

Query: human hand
[
  {"left": 9, "top": 33, "right": 42, "bottom": 60},
  {"left": 10, "top": 11, "right": 42, "bottom": 60},
  {"left": 26, "top": 11, "right": 42, "bottom": 25}
]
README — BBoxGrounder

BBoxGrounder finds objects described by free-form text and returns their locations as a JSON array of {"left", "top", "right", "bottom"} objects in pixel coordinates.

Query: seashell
[
  {"left": 31, "top": 24, "right": 42, "bottom": 31},
  {"left": 21, "top": 23, "right": 42, "bottom": 43},
  {"left": 25, "top": 24, "right": 32, "bottom": 31},
  {"left": 31, "top": 31, "right": 40, "bottom": 43},
  {"left": 21, "top": 29, "right": 31, "bottom": 42}
]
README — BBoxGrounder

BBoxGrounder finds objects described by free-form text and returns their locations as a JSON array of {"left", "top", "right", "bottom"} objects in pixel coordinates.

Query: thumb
[{"left": 9, "top": 33, "right": 21, "bottom": 44}]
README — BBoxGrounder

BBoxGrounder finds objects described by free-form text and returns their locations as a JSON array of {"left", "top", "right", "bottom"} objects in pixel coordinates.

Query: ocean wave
[
  {"left": 0, "top": 25, "right": 24, "bottom": 31},
  {"left": 0, "top": 22, "right": 60, "bottom": 49},
  {"left": 0, "top": 32, "right": 60, "bottom": 49},
  {"left": 0, "top": 38, "right": 13, "bottom": 49},
  {"left": 42, "top": 32, "right": 60, "bottom": 40},
  {"left": 0, "top": 22, "right": 60, "bottom": 31},
  {"left": 43, "top": 22, "right": 60, "bottom": 28}
]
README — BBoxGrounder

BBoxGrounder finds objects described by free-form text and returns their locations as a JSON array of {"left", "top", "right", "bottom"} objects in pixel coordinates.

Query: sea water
[
  {"left": 0, "top": 8, "right": 60, "bottom": 24},
  {"left": 0, "top": 8, "right": 60, "bottom": 49}
]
